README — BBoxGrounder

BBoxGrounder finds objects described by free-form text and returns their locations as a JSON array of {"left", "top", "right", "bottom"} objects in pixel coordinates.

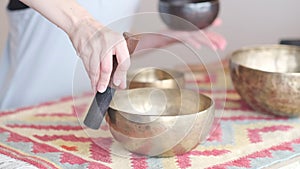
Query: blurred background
[{"left": 1, "top": 0, "right": 299, "bottom": 66}]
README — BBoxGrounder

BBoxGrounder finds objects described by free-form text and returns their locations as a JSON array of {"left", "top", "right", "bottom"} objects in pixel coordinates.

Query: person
[{"left": 0, "top": 0, "right": 226, "bottom": 110}]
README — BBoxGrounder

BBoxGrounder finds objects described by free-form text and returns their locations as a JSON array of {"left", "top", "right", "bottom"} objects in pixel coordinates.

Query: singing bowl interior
[
  {"left": 229, "top": 44, "right": 300, "bottom": 116},
  {"left": 230, "top": 45, "right": 300, "bottom": 73},
  {"left": 127, "top": 68, "right": 185, "bottom": 89},
  {"left": 106, "top": 88, "right": 215, "bottom": 157}
]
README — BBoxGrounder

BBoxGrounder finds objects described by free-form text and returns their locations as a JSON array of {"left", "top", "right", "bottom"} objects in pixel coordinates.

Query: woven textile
[{"left": 0, "top": 65, "right": 300, "bottom": 169}]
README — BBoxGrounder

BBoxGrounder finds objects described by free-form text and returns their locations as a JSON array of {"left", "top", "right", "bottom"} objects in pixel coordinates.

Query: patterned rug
[{"left": 0, "top": 63, "right": 300, "bottom": 169}]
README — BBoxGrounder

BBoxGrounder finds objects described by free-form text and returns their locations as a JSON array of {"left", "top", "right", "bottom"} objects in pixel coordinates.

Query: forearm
[
  {"left": 136, "top": 29, "right": 227, "bottom": 51},
  {"left": 19, "top": 0, "right": 100, "bottom": 35},
  {"left": 136, "top": 32, "right": 177, "bottom": 51}
]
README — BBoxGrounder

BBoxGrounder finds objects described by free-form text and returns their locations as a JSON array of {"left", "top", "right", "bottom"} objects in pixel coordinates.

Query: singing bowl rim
[
  {"left": 229, "top": 44, "right": 300, "bottom": 76},
  {"left": 127, "top": 68, "right": 185, "bottom": 89},
  {"left": 127, "top": 67, "right": 185, "bottom": 83},
  {"left": 109, "top": 88, "right": 214, "bottom": 117}
]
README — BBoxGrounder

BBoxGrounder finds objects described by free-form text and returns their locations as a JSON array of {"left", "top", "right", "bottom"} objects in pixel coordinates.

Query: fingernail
[
  {"left": 114, "top": 80, "right": 121, "bottom": 86},
  {"left": 98, "top": 85, "right": 106, "bottom": 93}
]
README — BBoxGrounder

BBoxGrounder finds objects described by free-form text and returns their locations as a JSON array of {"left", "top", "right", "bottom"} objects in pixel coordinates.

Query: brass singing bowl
[
  {"left": 106, "top": 88, "right": 215, "bottom": 157},
  {"left": 127, "top": 68, "right": 185, "bottom": 89},
  {"left": 229, "top": 44, "right": 300, "bottom": 116}
]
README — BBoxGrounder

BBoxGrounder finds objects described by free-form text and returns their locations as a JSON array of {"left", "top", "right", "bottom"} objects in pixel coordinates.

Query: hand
[
  {"left": 161, "top": 18, "right": 226, "bottom": 50},
  {"left": 161, "top": 29, "right": 226, "bottom": 50},
  {"left": 136, "top": 18, "right": 226, "bottom": 51},
  {"left": 68, "top": 18, "right": 130, "bottom": 93}
]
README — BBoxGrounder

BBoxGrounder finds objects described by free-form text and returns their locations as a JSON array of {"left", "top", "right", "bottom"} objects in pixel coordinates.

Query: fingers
[
  {"left": 87, "top": 36, "right": 130, "bottom": 93},
  {"left": 212, "top": 18, "right": 222, "bottom": 27},
  {"left": 205, "top": 31, "right": 227, "bottom": 50},
  {"left": 187, "top": 30, "right": 227, "bottom": 50},
  {"left": 97, "top": 50, "right": 113, "bottom": 93},
  {"left": 87, "top": 42, "right": 101, "bottom": 92},
  {"left": 183, "top": 32, "right": 203, "bottom": 49},
  {"left": 161, "top": 18, "right": 226, "bottom": 50},
  {"left": 169, "top": 31, "right": 202, "bottom": 49},
  {"left": 180, "top": 30, "right": 215, "bottom": 50},
  {"left": 189, "top": 31, "right": 214, "bottom": 49},
  {"left": 113, "top": 39, "right": 131, "bottom": 89},
  {"left": 166, "top": 30, "right": 220, "bottom": 50},
  {"left": 95, "top": 38, "right": 130, "bottom": 92},
  {"left": 89, "top": 53, "right": 101, "bottom": 92}
]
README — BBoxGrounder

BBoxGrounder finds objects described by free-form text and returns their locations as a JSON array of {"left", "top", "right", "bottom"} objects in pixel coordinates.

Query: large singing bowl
[
  {"left": 106, "top": 88, "right": 215, "bottom": 157},
  {"left": 159, "top": 0, "right": 219, "bottom": 30},
  {"left": 229, "top": 45, "right": 300, "bottom": 117}
]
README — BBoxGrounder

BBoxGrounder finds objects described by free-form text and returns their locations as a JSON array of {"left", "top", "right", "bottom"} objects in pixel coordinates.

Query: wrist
[{"left": 58, "top": 4, "right": 94, "bottom": 36}]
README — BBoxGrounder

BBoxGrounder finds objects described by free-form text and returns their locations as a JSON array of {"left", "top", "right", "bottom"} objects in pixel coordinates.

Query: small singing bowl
[
  {"left": 106, "top": 88, "right": 215, "bottom": 157},
  {"left": 159, "top": 0, "right": 219, "bottom": 30},
  {"left": 229, "top": 44, "right": 300, "bottom": 117},
  {"left": 127, "top": 68, "right": 185, "bottom": 89}
]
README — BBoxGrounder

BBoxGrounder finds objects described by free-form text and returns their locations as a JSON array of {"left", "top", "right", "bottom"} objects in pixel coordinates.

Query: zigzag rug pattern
[{"left": 0, "top": 68, "right": 299, "bottom": 169}]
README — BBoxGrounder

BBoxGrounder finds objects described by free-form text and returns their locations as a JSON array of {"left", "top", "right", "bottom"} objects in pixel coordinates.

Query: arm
[
  {"left": 136, "top": 29, "right": 226, "bottom": 51},
  {"left": 20, "top": 0, "right": 92, "bottom": 35},
  {"left": 20, "top": 0, "right": 131, "bottom": 93},
  {"left": 136, "top": 18, "right": 226, "bottom": 51}
]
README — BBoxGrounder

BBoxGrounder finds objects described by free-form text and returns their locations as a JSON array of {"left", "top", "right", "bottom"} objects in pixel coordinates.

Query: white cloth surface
[
  {"left": 0, "top": 0, "right": 140, "bottom": 110},
  {"left": 0, "top": 154, "right": 38, "bottom": 169}
]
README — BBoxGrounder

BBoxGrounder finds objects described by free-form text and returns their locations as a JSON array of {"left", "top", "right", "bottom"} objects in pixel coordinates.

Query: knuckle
[
  {"left": 89, "top": 72, "right": 98, "bottom": 83},
  {"left": 101, "top": 65, "right": 112, "bottom": 74}
]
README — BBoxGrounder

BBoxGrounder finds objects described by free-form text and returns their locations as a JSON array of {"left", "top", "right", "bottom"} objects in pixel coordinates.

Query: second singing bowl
[
  {"left": 127, "top": 68, "right": 185, "bottom": 89},
  {"left": 159, "top": 0, "right": 219, "bottom": 30},
  {"left": 106, "top": 88, "right": 215, "bottom": 157},
  {"left": 229, "top": 45, "right": 300, "bottom": 117}
]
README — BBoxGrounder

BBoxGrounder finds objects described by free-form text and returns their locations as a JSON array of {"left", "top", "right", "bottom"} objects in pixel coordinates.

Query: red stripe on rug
[
  {"left": 34, "top": 134, "right": 91, "bottom": 142},
  {"left": 88, "top": 162, "right": 111, "bottom": 169},
  {"left": 35, "top": 103, "right": 88, "bottom": 118},
  {"left": 1, "top": 127, "right": 111, "bottom": 168},
  {"left": 177, "top": 149, "right": 230, "bottom": 169},
  {"left": 130, "top": 155, "right": 148, "bottom": 169},
  {"left": 221, "top": 116, "right": 288, "bottom": 121},
  {"left": 35, "top": 112, "right": 76, "bottom": 117},
  {"left": 190, "top": 150, "right": 230, "bottom": 156},
  {"left": 34, "top": 134, "right": 113, "bottom": 163},
  {"left": 208, "top": 138, "right": 300, "bottom": 169},
  {"left": 6, "top": 124, "right": 83, "bottom": 131},
  {"left": 60, "top": 152, "right": 87, "bottom": 165},
  {"left": 0, "top": 96, "right": 74, "bottom": 117},
  {"left": 248, "top": 125, "right": 293, "bottom": 143},
  {"left": 176, "top": 153, "right": 191, "bottom": 169},
  {"left": 90, "top": 137, "right": 113, "bottom": 163}
]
